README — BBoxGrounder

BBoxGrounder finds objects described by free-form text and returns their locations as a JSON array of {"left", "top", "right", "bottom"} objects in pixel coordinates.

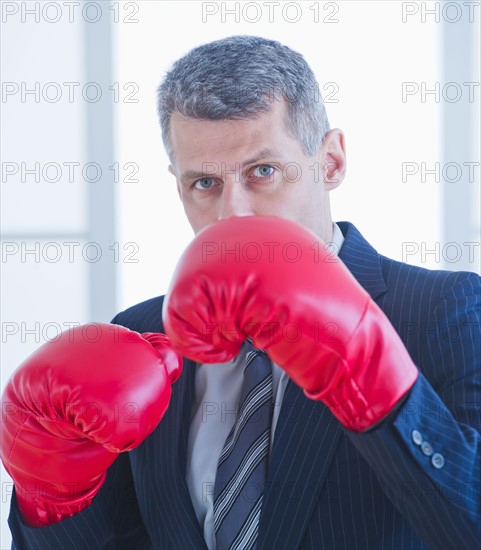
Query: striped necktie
[{"left": 213, "top": 340, "right": 273, "bottom": 550}]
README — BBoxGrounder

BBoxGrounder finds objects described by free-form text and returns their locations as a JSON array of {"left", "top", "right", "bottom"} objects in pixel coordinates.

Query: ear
[{"left": 319, "top": 129, "right": 346, "bottom": 190}]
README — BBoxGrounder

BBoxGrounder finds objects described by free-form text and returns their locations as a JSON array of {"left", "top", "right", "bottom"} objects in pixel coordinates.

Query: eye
[
  {"left": 252, "top": 165, "right": 275, "bottom": 178},
  {"left": 193, "top": 178, "right": 215, "bottom": 190}
]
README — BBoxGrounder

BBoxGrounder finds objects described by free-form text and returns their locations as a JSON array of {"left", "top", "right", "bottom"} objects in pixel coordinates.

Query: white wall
[
  {"left": 114, "top": 0, "right": 480, "bottom": 311},
  {"left": 0, "top": 2, "right": 114, "bottom": 545},
  {"left": 1, "top": 1, "right": 480, "bottom": 547},
  {"left": 1, "top": 10, "right": 90, "bottom": 549}
]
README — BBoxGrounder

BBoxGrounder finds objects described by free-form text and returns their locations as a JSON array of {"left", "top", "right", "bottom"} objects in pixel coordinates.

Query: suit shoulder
[
  {"left": 375, "top": 256, "right": 480, "bottom": 340},
  {"left": 111, "top": 295, "right": 166, "bottom": 333},
  {"left": 375, "top": 258, "right": 480, "bottom": 382},
  {"left": 378, "top": 254, "right": 481, "bottom": 302}
]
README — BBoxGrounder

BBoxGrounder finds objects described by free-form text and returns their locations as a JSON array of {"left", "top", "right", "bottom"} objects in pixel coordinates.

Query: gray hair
[{"left": 156, "top": 35, "right": 330, "bottom": 163}]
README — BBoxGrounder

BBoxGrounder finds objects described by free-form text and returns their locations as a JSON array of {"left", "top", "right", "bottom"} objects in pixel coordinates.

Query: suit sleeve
[
  {"left": 7, "top": 313, "right": 152, "bottom": 550},
  {"left": 346, "top": 273, "right": 481, "bottom": 550}
]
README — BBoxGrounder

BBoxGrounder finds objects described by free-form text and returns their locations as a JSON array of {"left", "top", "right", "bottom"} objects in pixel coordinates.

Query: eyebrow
[{"left": 178, "top": 147, "right": 284, "bottom": 184}]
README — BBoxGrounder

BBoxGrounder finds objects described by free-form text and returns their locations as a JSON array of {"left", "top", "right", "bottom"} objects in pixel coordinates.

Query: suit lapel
[
  {"left": 337, "top": 221, "right": 387, "bottom": 300},
  {"left": 137, "top": 357, "right": 207, "bottom": 549},
  {"left": 258, "top": 381, "right": 342, "bottom": 550},
  {"left": 170, "top": 358, "right": 208, "bottom": 547},
  {"left": 258, "top": 222, "right": 388, "bottom": 549}
]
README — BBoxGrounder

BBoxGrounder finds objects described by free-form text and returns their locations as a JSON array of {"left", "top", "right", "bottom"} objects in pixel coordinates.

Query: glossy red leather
[
  {"left": 1, "top": 323, "right": 182, "bottom": 527},
  {"left": 163, "top": 216, "right": 418, "bottom": 432}
]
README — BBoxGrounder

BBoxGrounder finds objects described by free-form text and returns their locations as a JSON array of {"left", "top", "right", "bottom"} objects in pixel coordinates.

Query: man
[{"left": 5, "top": 35, "right": 481, "bottom": 549}]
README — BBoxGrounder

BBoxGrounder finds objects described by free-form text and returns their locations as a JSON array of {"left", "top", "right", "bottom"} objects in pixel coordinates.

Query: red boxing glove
[
  {"left": 1, "top": 323, "right": 182, "bottom": 527},
  {"left": 163, "top": 216, "right": 418, "bottom": 432}
]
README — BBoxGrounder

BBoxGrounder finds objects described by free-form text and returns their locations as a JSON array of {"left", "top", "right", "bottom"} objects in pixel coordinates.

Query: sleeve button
[
  {"left": 431, "top": 453, "right": 445, "bottom": 469},
  {"left": 421, "top": 441, "right": 434, "bottom": 456},
  {"left": 412, "top": 430, "right": 423, "bottom": 446}
]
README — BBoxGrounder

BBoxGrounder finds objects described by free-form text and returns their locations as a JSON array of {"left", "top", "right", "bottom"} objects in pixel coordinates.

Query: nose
[{"left": 217, "top": 180, "right": 255, "bottom": 221}]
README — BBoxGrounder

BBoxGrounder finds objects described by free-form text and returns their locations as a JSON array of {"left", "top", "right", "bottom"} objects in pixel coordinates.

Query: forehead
[{"left": 169, "top": 100, "right": 302, "bottom": 169}]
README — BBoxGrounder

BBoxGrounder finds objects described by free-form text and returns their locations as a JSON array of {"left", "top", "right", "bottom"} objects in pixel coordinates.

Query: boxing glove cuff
[
  {"left": 16, "top": 471, "right": 106, "bottom": 528},
  {"left": 304, "top": 300, "right": 419, "bottom": 432}
]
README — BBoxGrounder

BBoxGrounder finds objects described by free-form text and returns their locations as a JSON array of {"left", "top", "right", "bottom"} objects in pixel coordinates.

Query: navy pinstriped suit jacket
[{"left": 9, "top": 222, "right": 481, "bottom": 550}]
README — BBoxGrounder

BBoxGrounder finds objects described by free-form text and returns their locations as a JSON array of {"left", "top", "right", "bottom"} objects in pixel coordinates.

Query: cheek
[
  {"left": 280, "top": 176, "right": 318, "bottom": 210},
  {"left": 288, "top": 180, "right": 325, "bottom": 221},
  {"left": 184, "top": 205, "right": 217, "bottom": 234}
]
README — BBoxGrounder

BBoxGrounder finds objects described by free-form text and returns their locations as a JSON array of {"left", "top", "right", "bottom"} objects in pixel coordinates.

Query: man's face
[{"left": 168, "top": 99, "right": 346, "bottom": 241}]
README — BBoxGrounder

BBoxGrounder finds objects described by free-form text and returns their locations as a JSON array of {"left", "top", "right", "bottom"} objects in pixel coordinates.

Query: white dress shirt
[{"left": 186, "top": 223, "right": 345, "bottom": 549}]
